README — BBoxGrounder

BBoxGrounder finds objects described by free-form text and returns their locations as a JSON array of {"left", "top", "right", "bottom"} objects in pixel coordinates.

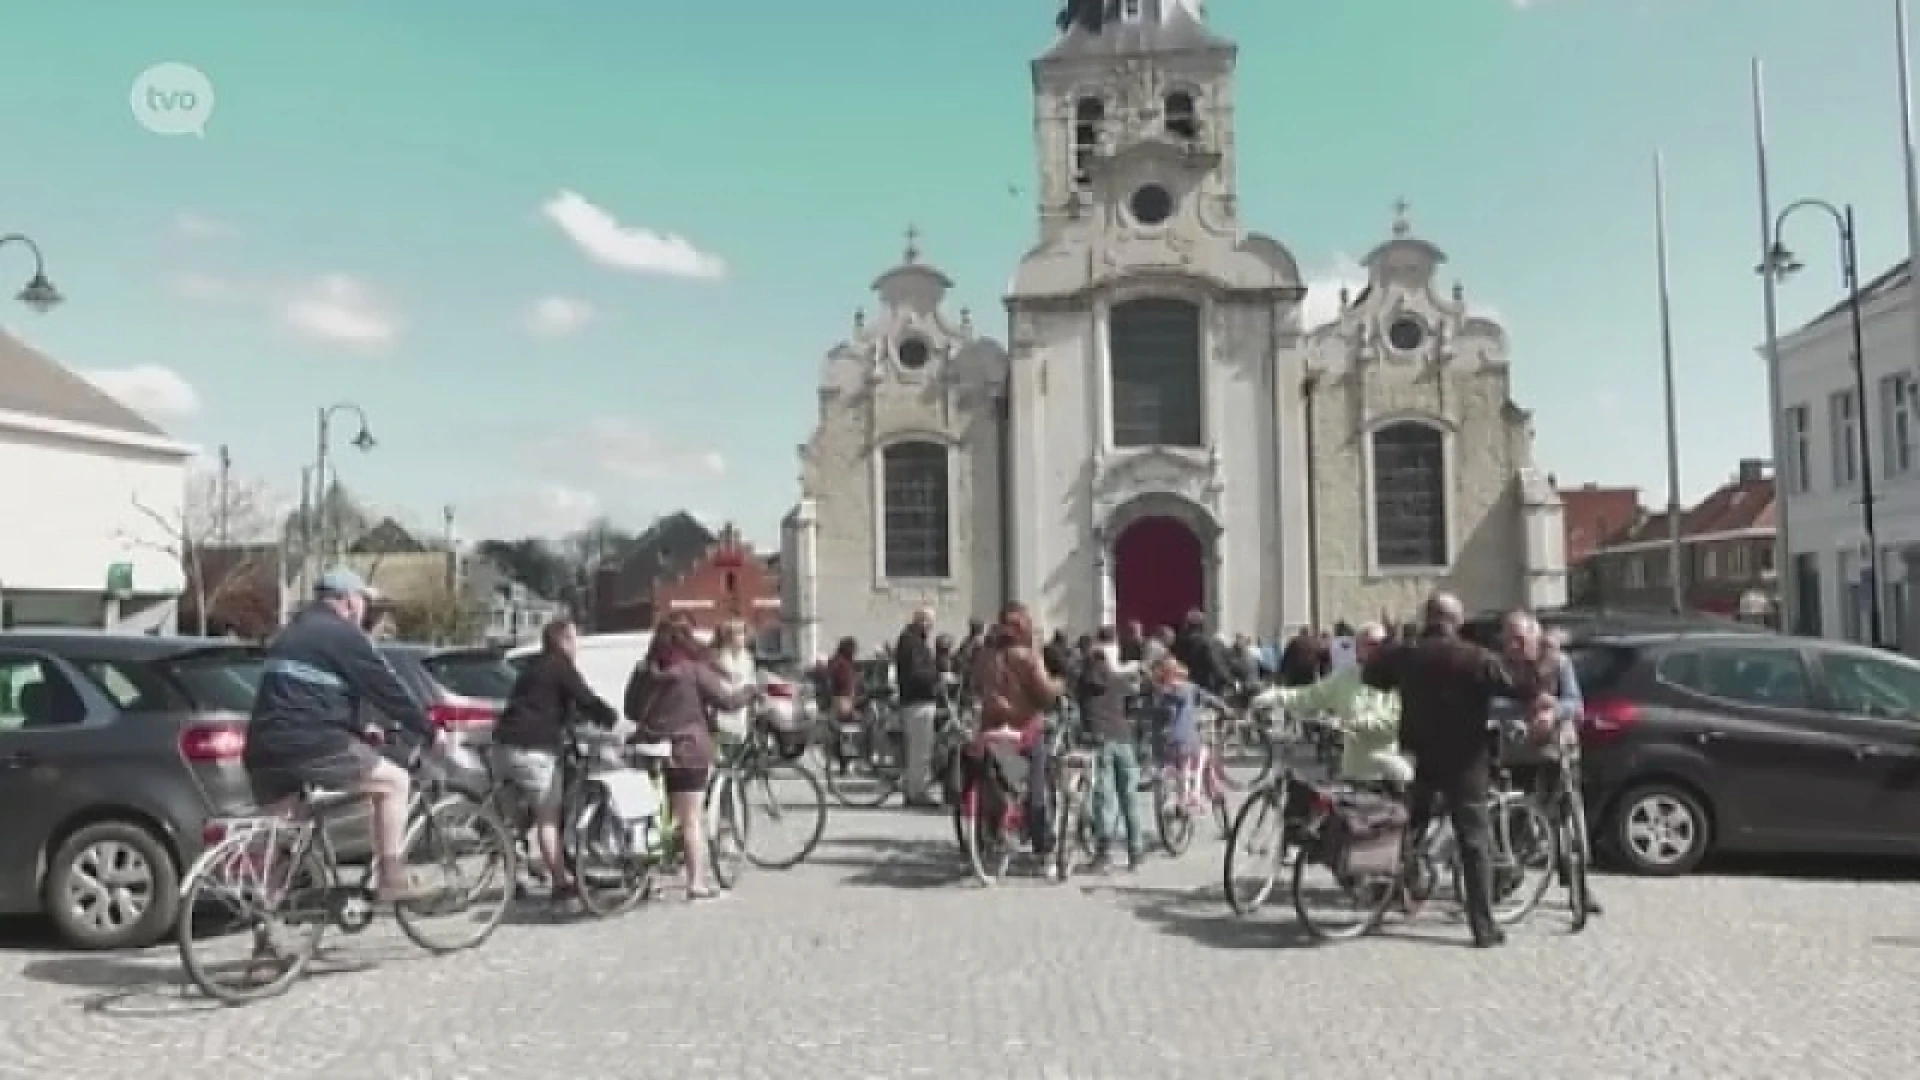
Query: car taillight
[
  {"left": 1582, "top": 697, "right": 1640, "bottom": 743},
  {"left": 764, "top": 681, "right": 795, "bottom": 699},
  {"left": 429, "top": 702, "right": 498, "bottom": 730},
  {"left": 180, "top": 722, "right": 246, "bottom": 762}
]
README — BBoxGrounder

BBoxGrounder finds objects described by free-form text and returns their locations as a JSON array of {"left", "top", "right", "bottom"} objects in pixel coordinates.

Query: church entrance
[{"left": 1113, "top": 516, "right": 1205, "bottom": 633}]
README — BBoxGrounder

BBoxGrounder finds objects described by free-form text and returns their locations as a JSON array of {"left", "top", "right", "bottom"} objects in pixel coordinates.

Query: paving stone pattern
[{"left": 1, "top": 806, "right": 1918, "bottom": 1079}]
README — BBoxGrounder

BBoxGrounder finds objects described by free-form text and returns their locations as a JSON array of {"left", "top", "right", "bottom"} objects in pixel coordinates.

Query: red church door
[{"left": 1112, "top": 516, "right": 1205, "bottom": 633}]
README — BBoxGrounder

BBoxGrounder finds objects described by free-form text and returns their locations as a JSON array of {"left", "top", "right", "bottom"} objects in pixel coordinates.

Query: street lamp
[
  {"left": 0, "top": 233, "right": 63, "bottom": 312},
  {"left": 310, "top": 402, "right": 376, "bottom": 575},
  {"left": 1760, "top": 199, "right": 1879, "bottom": 645}
]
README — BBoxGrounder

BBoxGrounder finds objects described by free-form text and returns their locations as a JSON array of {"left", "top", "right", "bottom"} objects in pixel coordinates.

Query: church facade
[{"left": 782, "top": 1, "right": 1566, "bottom": 660}]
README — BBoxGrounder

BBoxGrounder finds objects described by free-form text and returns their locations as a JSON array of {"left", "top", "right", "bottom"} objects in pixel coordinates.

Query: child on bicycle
[{"left": 1149, "top": 657, "right": 1227, "bottom": 811}]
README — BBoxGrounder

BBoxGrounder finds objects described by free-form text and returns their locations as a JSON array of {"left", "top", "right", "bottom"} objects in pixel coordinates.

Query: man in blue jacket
[{"left": 244, "top": 568, "right": 437, "bottom": 903}]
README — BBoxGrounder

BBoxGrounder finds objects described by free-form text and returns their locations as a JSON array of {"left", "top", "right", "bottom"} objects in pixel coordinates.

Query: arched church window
[
  {"left": 1164, "top": 90, "right": 1198, "bottom": 140},
  {"left": 1109, "top": 297, "right": 1203, "bottom": 448},
  {"left": 1072, "top": 97, "right": 1104, "bottom": 187},
  {"left": 881, "top": 440, "right": 952, "bottom": 579},
  {"left": 1371, "top": 421, "right": 1448, "bottom": 568}
]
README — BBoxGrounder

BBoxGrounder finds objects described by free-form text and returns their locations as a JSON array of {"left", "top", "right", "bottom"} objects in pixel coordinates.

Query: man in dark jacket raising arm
[
  {"left": 244, "top": 569, "right": 437, "bottom": 904},
  {"left": 1362, "top": 591, "right": 1550, "bottom": 948}
]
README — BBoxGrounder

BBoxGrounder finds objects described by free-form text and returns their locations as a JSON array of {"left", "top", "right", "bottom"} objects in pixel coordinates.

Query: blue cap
[{"left": 314, "top": 567, "right": 370, "bottom": 597}]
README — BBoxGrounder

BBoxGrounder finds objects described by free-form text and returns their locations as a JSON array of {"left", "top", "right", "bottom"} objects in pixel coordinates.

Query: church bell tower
[{"left": 1030, "top": 0, "right": 1239, "bottom": 242}]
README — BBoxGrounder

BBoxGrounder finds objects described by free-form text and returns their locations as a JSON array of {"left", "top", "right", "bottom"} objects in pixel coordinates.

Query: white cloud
[
  {"left": 171, "top": 271, "right": 245, "bottom": 303},
  {"left": 575, "top": 416, "right": 728, "bottom": 480},
  {"left": 1300, "top": 253, "right": 1370, "bottom": 329},
  {"left": 540, "top": 190, "right": 726, "bottom": 279},
  {"left": 281, "top": 274, "right": 399, "bottom": 347},
  {"left": 523, "top": 294, "right": 596, "bottom": 337},
  {"left": 173, "top": 212, "right": 238, "bottom": 239},
  {"left": 82, "top": 365, "right": 200, "bottom": 419}
]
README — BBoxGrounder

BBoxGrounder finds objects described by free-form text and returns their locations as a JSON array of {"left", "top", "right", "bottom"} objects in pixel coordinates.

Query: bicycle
[
  {"left": 1150, "top": 737, "right": 1230, "bottom": 857},
  {"left": 821, "top": 691, "right": 905, "bottom": 809},
  {"left": 176, "top": 749, "right": 515, "bottom": 1004},
  {"left": 953, "top": 721, "right": 1077, "bottom": 886},
  {"left": 1223, "top": 709, "right": 1342, "bottom": 916},
  {"left": 1287, "top": 769, "right": 1554, "bottom": 941},
  {"left": 1525, "top": 739, "right": 1592, "bottom": 932},
  {"left": 717, "top": 717, "right": 828, "bottom": 871},
  {"left": 564, "top": 731, "right": 750, "bottom": 915}
]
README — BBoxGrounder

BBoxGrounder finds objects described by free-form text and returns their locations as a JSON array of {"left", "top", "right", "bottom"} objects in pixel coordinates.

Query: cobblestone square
[{"left": 2, "top": 806, "right": 1918, "bottom": 1079}]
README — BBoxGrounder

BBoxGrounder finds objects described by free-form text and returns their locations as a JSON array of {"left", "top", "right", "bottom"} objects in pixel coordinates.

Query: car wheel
[
  {"left": 43, "top": 820, "right": 180, "bottom": 950},
  {"left": 1606, "top": 782, "right": 1710, "bottom": 877}
]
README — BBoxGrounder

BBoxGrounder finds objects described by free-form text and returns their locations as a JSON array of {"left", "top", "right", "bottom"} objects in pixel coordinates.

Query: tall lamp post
[
  {"left": 0, "top": 233, "right": 64, "bottom": 312},
  {"left": 1762, "top": 200, "right": 1879, "bottom": 645},
  {"left": 308, "top": 403, "right": 376, "bottom": 585}
]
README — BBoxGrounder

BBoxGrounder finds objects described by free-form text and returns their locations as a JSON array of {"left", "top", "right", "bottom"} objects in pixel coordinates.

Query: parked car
[
  {"left": 505, "top": 631, "right": 807, "bottom": 732},
  {"left": 0, "top": 632, "right": 268, "bottom": 949},
  {"left": 1571, "top": 631, "right": 1920, "bottom": 876},
  {"left": 374, "top": 643, "right": 515, "bottom": 791},
  {"left": 1463, "top": 607, "right": 1768, "bottom": 648}
]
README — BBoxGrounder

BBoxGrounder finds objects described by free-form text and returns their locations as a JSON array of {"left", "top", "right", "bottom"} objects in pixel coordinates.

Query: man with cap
[
  {"left": 244, "top": 568, "right": 438, "bottom": 904},
  {"left": 1361, "top": 591, "right": 1550, "bottom": 948}
]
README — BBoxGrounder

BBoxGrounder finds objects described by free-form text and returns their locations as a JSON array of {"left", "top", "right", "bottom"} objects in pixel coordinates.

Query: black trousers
[{"left": 1406, "top": 763, "right": 1498, "bottom": 940}]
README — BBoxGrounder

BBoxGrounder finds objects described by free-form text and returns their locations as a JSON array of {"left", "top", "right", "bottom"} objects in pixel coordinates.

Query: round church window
[
  {"left": 1387, "top": 316, "right": 1426, "bottom": 352},
  {"left": 1129, "top": 184, "right": 1175, "bottom": 225},
  {"left": 897, "top": 336, "right": 931, "bottom": 369}
]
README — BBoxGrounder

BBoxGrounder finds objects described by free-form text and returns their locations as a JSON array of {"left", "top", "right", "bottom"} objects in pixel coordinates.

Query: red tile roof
[
  {"left": 1609, "top": 463, "right": 1775, "bottom": 547},
  {"left": 1558, "top": 485, "right": 1642, "bottom": 563}
]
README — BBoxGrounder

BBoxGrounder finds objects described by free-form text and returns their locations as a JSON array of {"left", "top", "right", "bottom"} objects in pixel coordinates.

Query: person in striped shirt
[{"left": 1251, "top": 621, "right": 1403, "bottom": 784}]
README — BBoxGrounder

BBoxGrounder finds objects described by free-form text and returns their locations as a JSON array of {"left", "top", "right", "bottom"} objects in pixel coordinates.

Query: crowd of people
[
  {"left": 818, "top": 593, "right": 1594, "bottom": 947},
  {"left": 247, "top": 566, "right": 1593, "bottom": 948}
]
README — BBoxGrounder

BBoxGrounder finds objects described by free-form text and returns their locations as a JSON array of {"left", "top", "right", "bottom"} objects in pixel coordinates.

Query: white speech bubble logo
[{"left": 130, "top": 62, "right": 215, "bottom": 138}]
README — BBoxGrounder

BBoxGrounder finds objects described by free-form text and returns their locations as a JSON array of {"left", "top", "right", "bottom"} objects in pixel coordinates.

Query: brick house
[
  {"left": 592, "top": 513, "right": 780, "bottom": 638},
  {"left": 1581, "top": 460, "right": 1778, "bottom": 621},
  {"left": 1559, "top": 483, "right": 1645, "bottom": 606}
]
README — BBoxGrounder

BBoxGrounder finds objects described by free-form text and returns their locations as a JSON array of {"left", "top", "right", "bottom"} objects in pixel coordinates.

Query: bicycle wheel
[
  {"left": 1487, "top": 798, "right": 1556, "bottom": 927},
  {"left": 823, "top": 709, "right": 901, "bottom": 809},
  {"left": 178, "top": 829, "right": 330, "bottom": 1004},
  {"left": 393, "top": 795, "right": 515, "bottom": 952},
  {"left": 739, "top": 759, "right": 828, "bottom": 870},
  {"left": 568, "top": 784, "right": 655, "bottom": 918},
  {"left": 1154, "top": 771, "right": 1194, "bottom": 856},
  {"left": 1224, "top": 785, "right": 1287, "bottom": 916},
  {"left": 964, "top": 790, "right": 1013, "bottom": 886},
  {"left": 707, "top": 774, "right": 749, "bottom": 890},
  {"left": 1289, "top": 846, "right": 1394, "bottom": 942}
]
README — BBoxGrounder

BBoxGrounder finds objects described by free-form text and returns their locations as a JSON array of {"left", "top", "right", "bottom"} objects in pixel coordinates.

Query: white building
[
  {"left": 1769, "top": 259, "right": 1920, "bottom": 648},
  {"left": 0, "top": 330, "right": 194, "bottom": 629},
  {"left": 782, "top": 2, "right": 1565, "bottom": 659}
]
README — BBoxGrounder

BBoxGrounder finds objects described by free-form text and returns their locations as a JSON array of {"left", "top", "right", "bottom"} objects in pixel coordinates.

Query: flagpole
[
  {"left": 1654, "top": 151, "right": 1686, "bottom": 614},
  {"left": 1753, "top": 58, "right": 1794, "bottom": 632},
  {"left": 1897, "top": 0, "right": 1920, "bottom": 372}
]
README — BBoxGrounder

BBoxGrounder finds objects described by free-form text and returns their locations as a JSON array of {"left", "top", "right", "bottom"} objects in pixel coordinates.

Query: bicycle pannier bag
[
  {"left": 597, "top": 768, "right": 661, "bottom": 823},
  {"left": 1329, "top": 791, "right": 1409, "bottom": 878}
]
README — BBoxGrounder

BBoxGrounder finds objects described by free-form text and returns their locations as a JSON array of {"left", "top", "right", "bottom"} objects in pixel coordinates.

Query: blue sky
[{"left": 0, "top": 0, "right": 1906, "bottom": 545}]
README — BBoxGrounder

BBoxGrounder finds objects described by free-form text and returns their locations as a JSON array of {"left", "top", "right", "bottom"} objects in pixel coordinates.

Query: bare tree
[{"left": 133, "top": 472, "right": 281, "bottom": 636}]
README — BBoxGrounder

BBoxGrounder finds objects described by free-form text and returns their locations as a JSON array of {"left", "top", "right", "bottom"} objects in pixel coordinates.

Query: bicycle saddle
[{"left": 628, "top": 740, "right": 674, "bottom": 759}]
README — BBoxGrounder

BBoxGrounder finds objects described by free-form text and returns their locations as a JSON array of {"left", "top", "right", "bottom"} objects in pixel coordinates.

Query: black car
[
  {"left": 1571, "top": 631, "right": 1920, "bottom": 876},
  {"left": 0, "top": 632, "right": 267, "bottom": 949},
  {"left": 1463, "top": 607, "right": 1767, "bottom": 649}
]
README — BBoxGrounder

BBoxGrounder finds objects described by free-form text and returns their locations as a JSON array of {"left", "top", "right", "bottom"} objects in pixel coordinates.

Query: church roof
[{"left": 1041, "top": 1, "right": 1229, "bottom": 61}]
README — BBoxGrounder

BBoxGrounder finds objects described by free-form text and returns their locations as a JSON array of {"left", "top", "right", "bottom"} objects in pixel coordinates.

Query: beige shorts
[{"left": 490, "top": 746, "right": 562, "bottom": 816}]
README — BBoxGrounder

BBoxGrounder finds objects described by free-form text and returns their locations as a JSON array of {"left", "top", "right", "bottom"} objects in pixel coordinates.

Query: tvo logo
[{"left": 130, "top": 63, "right": 215, "bottom": 138}]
